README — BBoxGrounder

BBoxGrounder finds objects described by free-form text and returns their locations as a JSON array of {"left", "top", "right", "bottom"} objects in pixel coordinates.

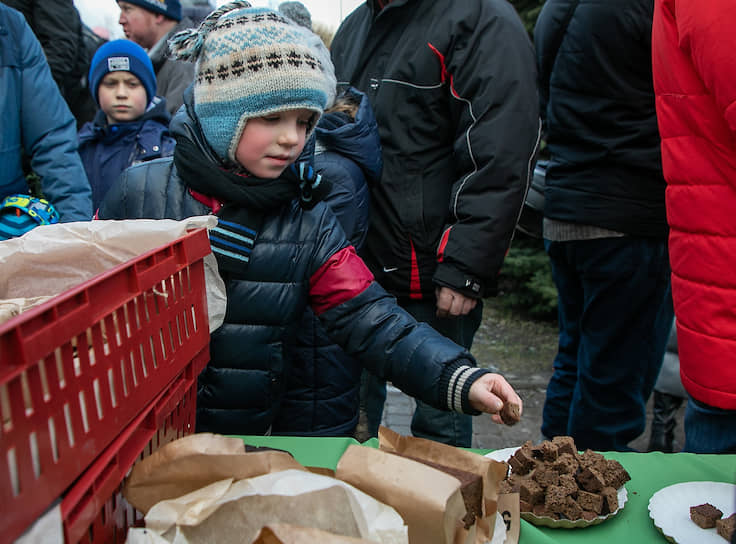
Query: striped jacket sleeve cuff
[{"left": 438, "top": 359, "right": 491, "bottom": 415}]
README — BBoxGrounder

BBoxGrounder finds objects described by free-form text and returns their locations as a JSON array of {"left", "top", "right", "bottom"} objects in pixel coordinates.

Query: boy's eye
[
  {"left": 298, "top": 118, "right": 311, "bottom": 127},
  {"left": 262, "top": 115, "right": 280, "bottom": 122}
]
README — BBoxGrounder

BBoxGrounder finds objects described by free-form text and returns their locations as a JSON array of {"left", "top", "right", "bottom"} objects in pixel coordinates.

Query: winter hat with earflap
[
  {"left": 88, "top": 39, "right": 157, "bottom": 106},
  {"left": 168, "top": 1, "right": 336, "bottom": 164}
]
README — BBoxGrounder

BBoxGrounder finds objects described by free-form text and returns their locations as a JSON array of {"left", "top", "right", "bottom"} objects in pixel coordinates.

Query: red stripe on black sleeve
[
  {"left": 436, "top": 226, "right": 451, "bottom": 263},
  {"left": 309, "top": 246, "right": 375, "bottom": 315}
]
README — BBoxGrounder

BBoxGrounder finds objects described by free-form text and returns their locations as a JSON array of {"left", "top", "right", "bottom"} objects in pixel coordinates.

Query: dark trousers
[
  {"left": 360, "top": 298, "right": 483, "bottom": 447},
  {"left": 683, "top": 396, "right": 736, "bottom": 454},
  {"left": 542, "top": 237, "right": 673, "bottom": 451}
]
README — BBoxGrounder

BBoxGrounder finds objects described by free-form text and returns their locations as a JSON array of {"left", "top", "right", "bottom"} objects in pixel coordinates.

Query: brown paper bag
[
  {"left": 377, "top": 426, "right": 508, "bottom": 544},
  {"left": 336, "top": 444, "right": 469, "bottom": 544},
  {"left": 252, "top": 523, "right": 374, "bottom": 543},
  {"left": 496, "top": 493, "right": 520, "bottom": 544},
  {"left": 123, "top": 433, "right": 304, "bottom": 514}
]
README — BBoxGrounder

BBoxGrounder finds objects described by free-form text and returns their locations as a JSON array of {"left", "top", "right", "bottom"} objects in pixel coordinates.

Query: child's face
[
  {"left": 98, "top": 71, "right": 148, "bottom": 125},
  {"left": 234, "top": 109, "right": 313, "bottom": 179}
]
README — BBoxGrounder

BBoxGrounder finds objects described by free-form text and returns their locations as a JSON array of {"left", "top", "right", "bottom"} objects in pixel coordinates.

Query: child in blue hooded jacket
[{"left": 78, "top": 39, "right": 176, "bottom": 211}]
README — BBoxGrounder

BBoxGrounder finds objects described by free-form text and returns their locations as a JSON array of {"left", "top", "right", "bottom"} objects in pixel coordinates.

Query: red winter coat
[{"left": 653, "top": 0, "right": 736, "bottom": 409}]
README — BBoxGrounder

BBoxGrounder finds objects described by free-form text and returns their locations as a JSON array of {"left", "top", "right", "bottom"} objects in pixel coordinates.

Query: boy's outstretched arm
[{"left": 308, "top": 231, "right": 523, "bottom": 425}]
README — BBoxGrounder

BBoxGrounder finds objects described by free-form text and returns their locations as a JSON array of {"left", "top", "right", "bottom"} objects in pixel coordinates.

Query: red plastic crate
[
  {"left": 0, "top": 228, "right": 211, "bottom": 543},
  {"left": 61, "top": 356, "right": 202, "bottom": 543}
]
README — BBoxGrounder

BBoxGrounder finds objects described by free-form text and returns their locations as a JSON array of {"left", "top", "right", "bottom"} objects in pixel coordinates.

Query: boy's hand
[{"left": 468, "top": 374, "right": 523, "bottom": 425}]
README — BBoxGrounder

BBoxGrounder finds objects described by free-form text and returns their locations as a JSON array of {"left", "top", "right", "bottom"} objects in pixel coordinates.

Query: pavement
[{"left": 380, "top": 378, "right": 686, "bottom": 452}]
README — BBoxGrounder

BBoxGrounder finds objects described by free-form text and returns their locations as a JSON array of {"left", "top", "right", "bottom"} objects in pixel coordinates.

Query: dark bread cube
[
  {"left": 690, "top": 503, "right": 723, "bottom": 529},
  {"left": 533, "top": 503, "right": 560, "bottom": 519},
  {"left": 552, "top": 453, "right": 579, "bottom": 475},
  {"left": 552, "top": 436, "right": 578, "bottom": 457},
  {"left": 563, "top": 496, "right": 584, "bottom": 521},
  {"left": 602, "top": 459, "right": 631, "bottom": 489},
  {"left": 545, "top": 485, "right": 569, "bottom": 514},
  {"left": 532, "top": 441, "right": 559, "bottom": 462},
  {"left": 509, "top": 444, "right": 537, "bottom": 475},
  {"left": 600, "top": 486, "right": 619, "bottom": 515},
  {"left": 579, "top": 449, "right": 607, "bottom": 471},
  {"left": 577, "top": 467, "right": 606, "bottom": 493},
  {"left": 577, "top": 490, "right": 603, "bottom": 514},
  {"left": 532, "top": 466, "right": 560, "bottom": 488},
  {"left": 716, "top": 513, "right": 736, "bottom": 541},
  {"left": 558, "top": 473, "right": 578, "bottom": 497},
  {"left": 500, "top": 402, "right": 521, "bottom": 425},
  {"left": 520, "top": 479, "right": 545, "bottom": 505},
  {"left": 498, "top": 479, "right": 514, "bottom": 495}
]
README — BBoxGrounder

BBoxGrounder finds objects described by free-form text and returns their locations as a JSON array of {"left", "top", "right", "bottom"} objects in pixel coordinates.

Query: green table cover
[{"left": 236, "top": 435, "right": 735, "bottom": 543}]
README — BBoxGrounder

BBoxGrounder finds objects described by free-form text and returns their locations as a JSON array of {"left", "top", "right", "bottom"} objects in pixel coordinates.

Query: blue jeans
[
  {"left": 360, "top": 298, "right": 482, "bottom": 447},
  {"left": 543, "top": 237, "right": 673, "bottom": 451},
  {"left": 683, "top": 396, "right": 736, "bottom": 453}
]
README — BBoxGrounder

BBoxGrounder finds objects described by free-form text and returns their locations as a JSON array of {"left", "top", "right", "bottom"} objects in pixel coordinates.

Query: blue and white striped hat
[{"left": 169, "top": 2, "right": 336, "bottom": 163}]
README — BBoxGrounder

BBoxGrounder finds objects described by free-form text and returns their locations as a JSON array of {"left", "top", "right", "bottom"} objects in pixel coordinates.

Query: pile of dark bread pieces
[{"left": 498, "top": 436, "right": 631, "bottom": 521}]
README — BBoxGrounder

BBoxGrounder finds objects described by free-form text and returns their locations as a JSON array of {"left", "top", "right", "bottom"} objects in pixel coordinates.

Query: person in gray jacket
[{"left": 117, "top": 0, "right": 196, "bottom": 115}]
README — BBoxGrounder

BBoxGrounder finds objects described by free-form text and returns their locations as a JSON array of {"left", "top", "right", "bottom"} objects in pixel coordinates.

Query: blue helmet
[{"left": 0, "top": 194, "right": 60, "bottom": 241}]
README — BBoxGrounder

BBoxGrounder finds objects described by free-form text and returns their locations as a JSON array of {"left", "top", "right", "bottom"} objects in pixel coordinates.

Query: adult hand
[
  {"left": 468, "top": 373, "right": 523, "bottom": 425},
  {"left": 436, "top": 286, "right": 477, "bottom": 318}
]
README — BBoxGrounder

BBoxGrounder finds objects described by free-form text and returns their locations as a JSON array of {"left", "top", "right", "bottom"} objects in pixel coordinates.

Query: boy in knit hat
[
  {"left": 97, "top": 1, "right": 523, "bottom": 437},
  {"left": 78, "top": 39, "right": 175, "bottom": 211}
]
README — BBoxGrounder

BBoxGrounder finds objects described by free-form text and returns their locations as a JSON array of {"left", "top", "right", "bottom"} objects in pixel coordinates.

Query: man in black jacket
[
  {"left": 331, "top": 0, "right": 540, "bottom": 447},
  {"left": 535, "top": 0, "right": 674, "bottom": 451},
  {"left": 0, "top": 0, "right": 101, "bottom": 127},
  {"left": 117, "top": 0, "right": 195, "bottom": 115}
]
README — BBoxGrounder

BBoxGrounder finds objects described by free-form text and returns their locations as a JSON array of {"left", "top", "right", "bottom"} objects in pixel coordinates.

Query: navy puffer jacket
[
  {"left": 274, "top": 88, "right": 381, "bottom": 436},
  {"left": 535, "top": 0, "right": 667, "bottom": 237},
  {"left": 98, "top": 108, "right": 485, "bottom": 436}
]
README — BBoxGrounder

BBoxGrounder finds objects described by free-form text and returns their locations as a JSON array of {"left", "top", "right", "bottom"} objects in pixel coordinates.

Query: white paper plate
[
  {"left": 648, "top": 481, "right": 736, "bottom": 543},
  {"left": 485, "top": 447, "right": 519, "bottom": 464}
]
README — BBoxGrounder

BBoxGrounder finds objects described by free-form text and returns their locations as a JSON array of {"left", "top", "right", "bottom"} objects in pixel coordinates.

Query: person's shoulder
[{"left": 0, "top": 3, "right": 28, "bottom": 38}]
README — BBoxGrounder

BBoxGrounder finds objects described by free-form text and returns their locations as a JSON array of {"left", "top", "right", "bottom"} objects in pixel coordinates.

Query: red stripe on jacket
[
  {"left": 409, "top": 239, "right": 422, "bottom": 300},
  {"left": 310, "top": 246, "right": 374, "bottom": 315},
  {"left": 427, "top": 42, "right": 460, "bottom": 98},
  {"left": 437, "top": 227, "right": 451, "bottom": 263}
]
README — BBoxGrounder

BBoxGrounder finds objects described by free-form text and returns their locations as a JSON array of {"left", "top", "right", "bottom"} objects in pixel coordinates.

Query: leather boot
[{"left": 648, "top": 391, "right": 684, "bottom": 452}]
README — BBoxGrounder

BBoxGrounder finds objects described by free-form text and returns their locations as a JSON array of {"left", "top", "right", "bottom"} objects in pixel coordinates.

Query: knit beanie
[
  {"left": 278, "top": 1, "right": 312, "bottom": 30},
  {"left": 168, "top": 1, "right": 336, "bottom": 164},
  {"left": 88, "top": 39, "right": 157, "bottom": 106},
  {"left": 116, "top": 0, "right": 182, "bottom": 21}
]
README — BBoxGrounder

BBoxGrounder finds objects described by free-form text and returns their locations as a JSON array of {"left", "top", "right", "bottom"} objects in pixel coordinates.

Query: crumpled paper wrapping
[
  {"left": 127, "top": 470, "right": 408, "bottom": 544},
  {"left": 121, "top": 434, "right": 408, "bottom": 544},
  {"left": 123, "top": 433, "right": 304, "bottom": 515},
  {"left": 251, "top": 523, "right": 377, "bottom": 543},
  {"left": 0, "top": 217, "right": 226, "bottom": 331}
]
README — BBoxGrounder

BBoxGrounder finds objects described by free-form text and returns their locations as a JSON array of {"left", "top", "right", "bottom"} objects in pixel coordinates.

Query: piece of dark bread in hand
[{"left": 500, "top": 402, "right": 521, "bottom": 425}]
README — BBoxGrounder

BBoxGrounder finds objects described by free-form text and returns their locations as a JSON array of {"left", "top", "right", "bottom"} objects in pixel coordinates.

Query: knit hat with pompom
[{"left": 168, "top": 1, "right": 336, "bottom": 163}]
